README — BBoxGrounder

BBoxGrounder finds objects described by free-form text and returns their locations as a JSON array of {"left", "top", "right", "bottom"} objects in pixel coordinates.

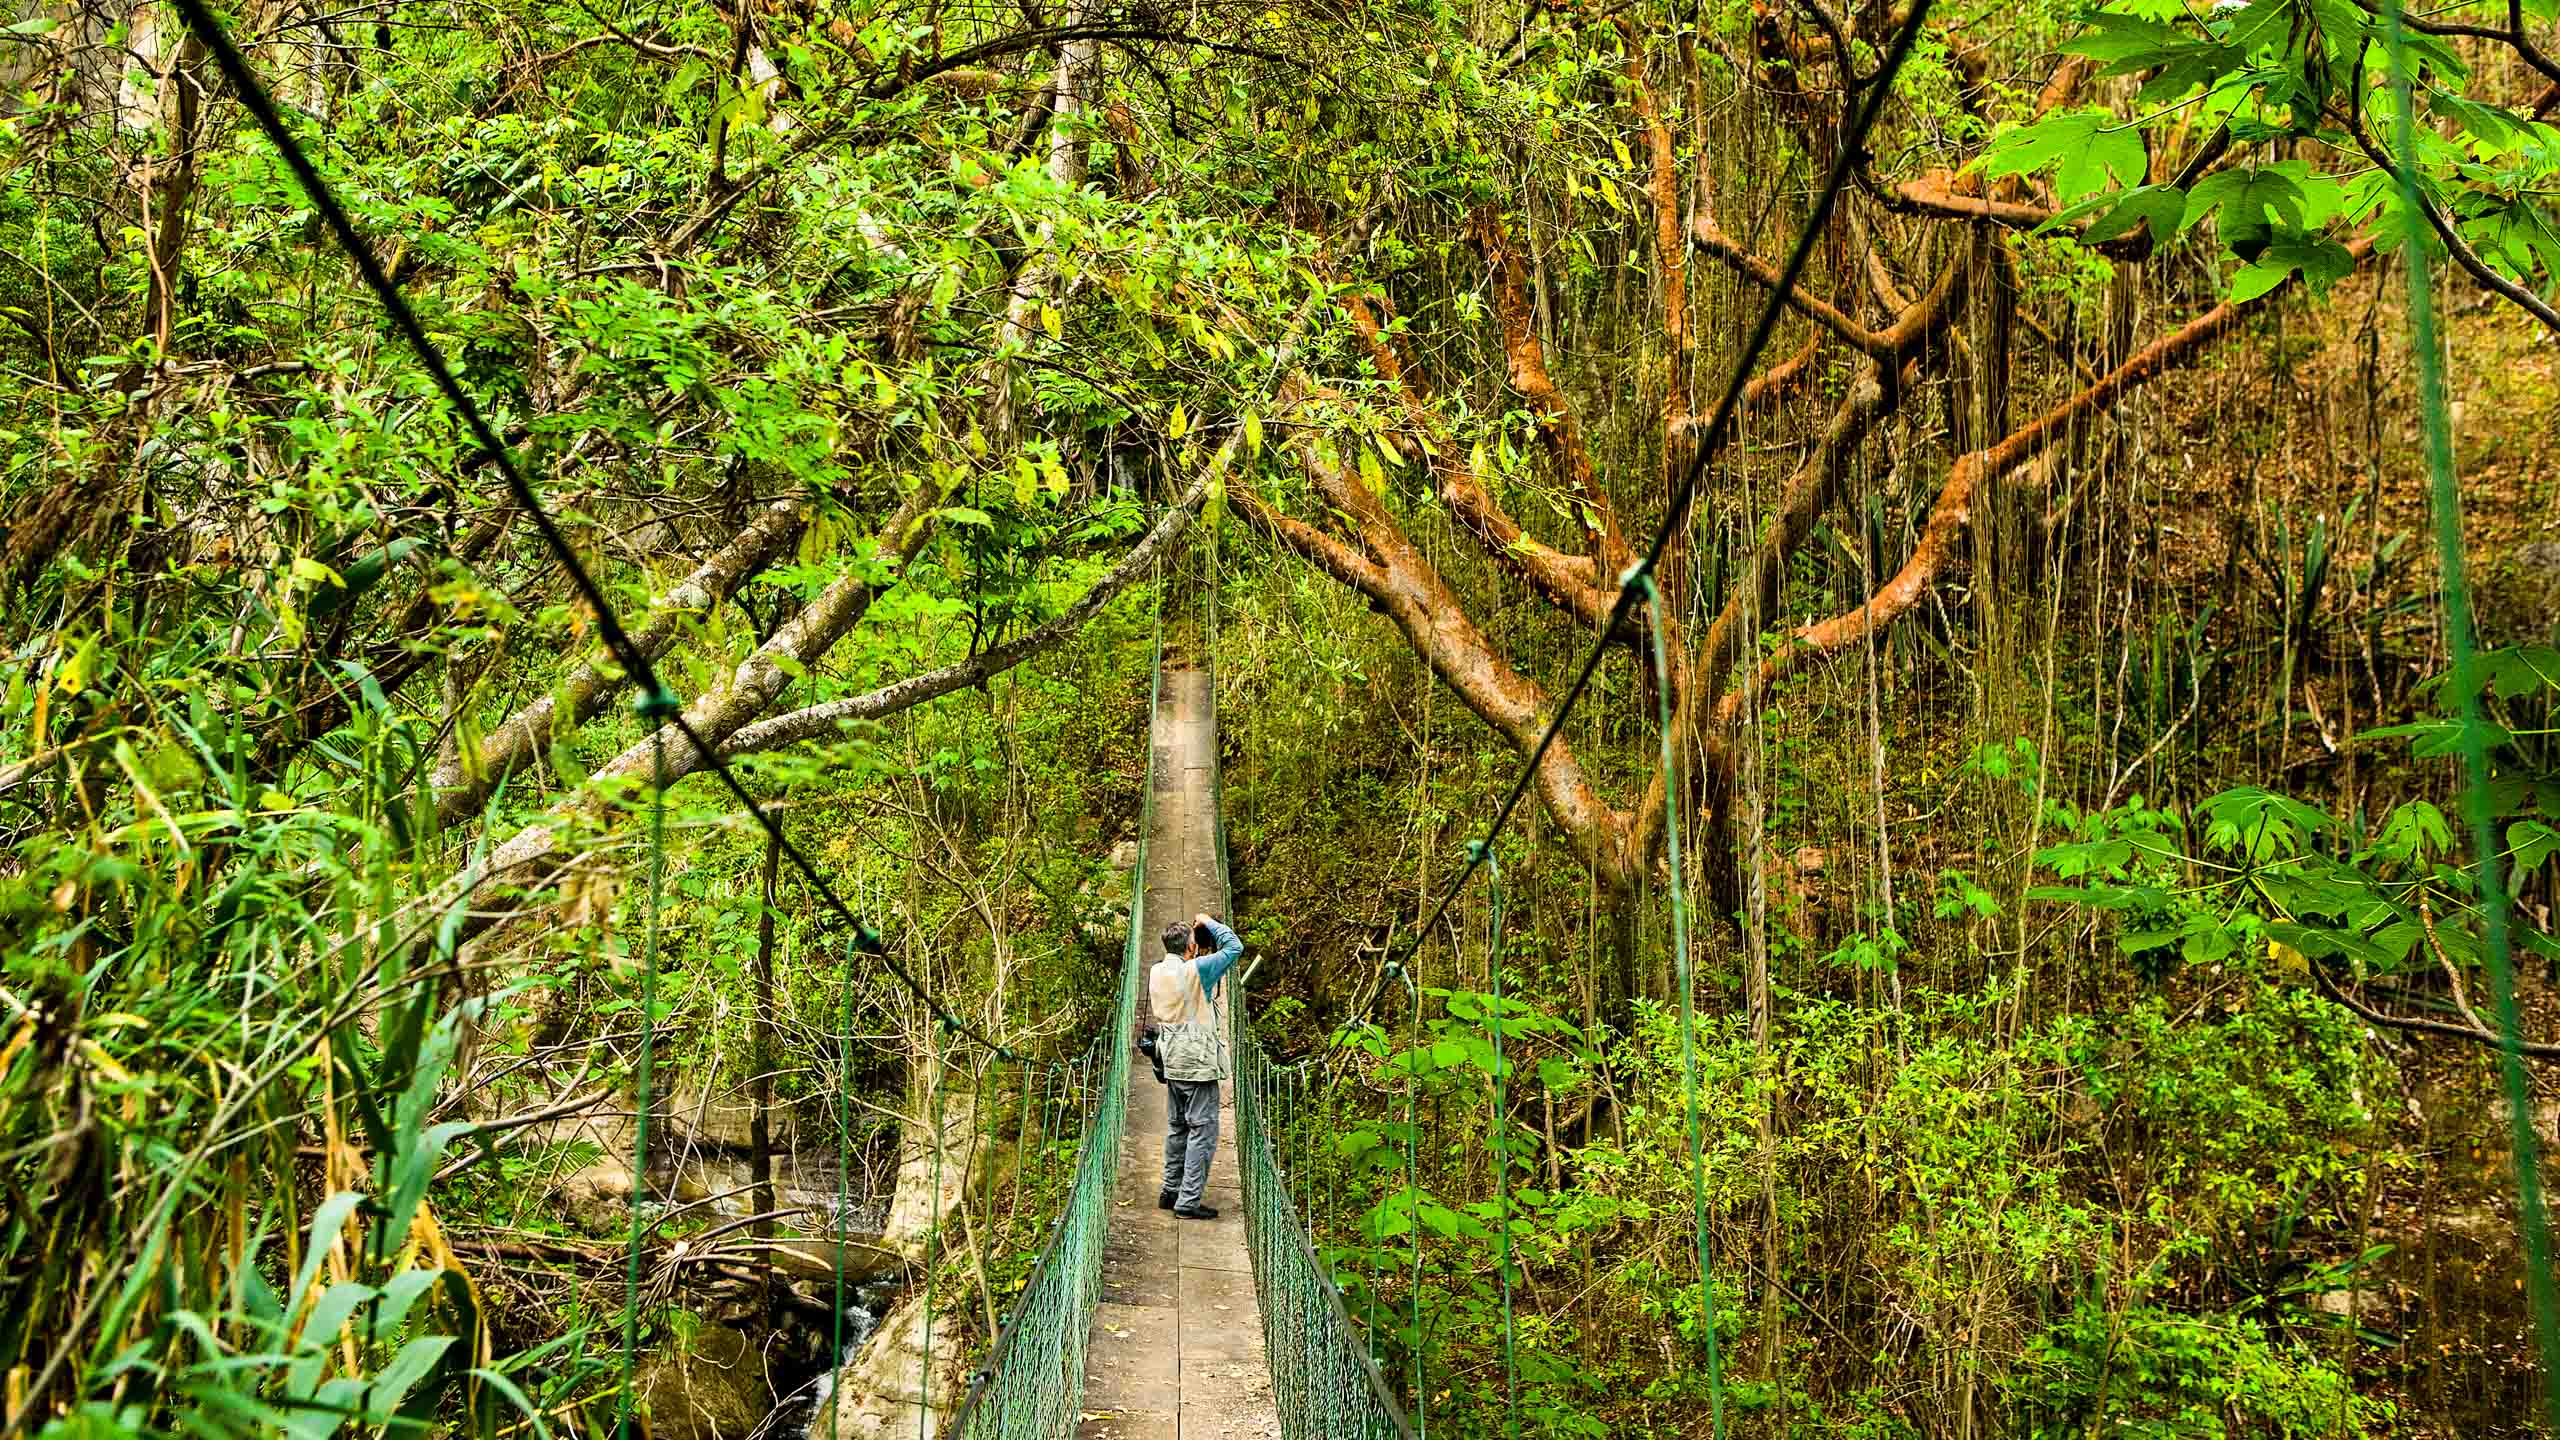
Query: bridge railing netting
[
  {"left": 1204, "top": 521, "right": 1418, "bottom": 1440},
  {"left": 941, "top": 605, "right": 1159, "bottom": 1437}
]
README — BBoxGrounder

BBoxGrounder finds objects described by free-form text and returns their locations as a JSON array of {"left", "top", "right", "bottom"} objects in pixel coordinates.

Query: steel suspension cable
[
  {"left": 1386, "top": 960, "right": 1426, "bottom": 1440},
  {"left": 1249, "top": 28, "right": 1938, "bottom": 1422},
  {"left": 1465, "top": 841, "right": 1520, "bottom": 1435},
  {"left": 924, "top": 1027, "right": 949, "bottom": 1437},
  {"left": 825, "top": 935, "right": 862, "bottom": 1436},
  {"left": 160, "top": 6, "right": 1172, "bottom": 1433},
  {"left": 2378, "top": 0, "right": 2560, "bottom": 1418}
]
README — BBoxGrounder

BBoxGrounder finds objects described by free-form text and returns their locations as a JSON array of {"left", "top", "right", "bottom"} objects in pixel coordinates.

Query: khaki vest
[{"left": 1148, "top": 955, "right": 1226, "bottom": 1082}]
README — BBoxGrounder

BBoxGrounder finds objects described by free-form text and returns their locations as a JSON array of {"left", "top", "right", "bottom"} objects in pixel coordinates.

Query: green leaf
[
  {"left": 664, "top": 58, "right": 708, "bottom": 105},
  {"left": 2064, "top": 13, "right": 2240, "bottom": 102},
  {"left": 2359, "top": 715, "right": 2514, "bottom": 757},
  {"left": 2187, "top": 166, "right": 2309, "bottom": 247},
  {"left": 2197, "top": 786, "right": 2332, "bottom": 859},
  {"left": 367, "top": 1335, "right": 456, "bottom": 1414},
  {"left": 2511, "top": 820, "right": 2560, "bottom": 872},
  {"left": 309, "top": 536, "right": 428, "bottom": 618},
  {"left": 2378, "top": 800, "right": 2454, "bottom": 860},
  {"left": 2226, "top": 256, "right": 2296, "bottom": 303},
  {"left": 2082, "top": 185, "right": 2187, "bottom": 245},
  {"left": 1979, "top": 109, "right": 2149, "bottom": 201}
]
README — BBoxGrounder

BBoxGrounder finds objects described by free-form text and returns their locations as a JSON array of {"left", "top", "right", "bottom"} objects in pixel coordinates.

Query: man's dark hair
[
  {"left": 1192, "top": 921, "right": 1216, "bottom": 953},
  {"left": 1161, "top": 921, "right": 1190, "bottom": 955}
]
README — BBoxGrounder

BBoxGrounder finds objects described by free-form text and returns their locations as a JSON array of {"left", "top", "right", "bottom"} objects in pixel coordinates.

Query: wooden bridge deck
[{"left": 1076, "top": 668, "right": 1279, "bottom": 1440}]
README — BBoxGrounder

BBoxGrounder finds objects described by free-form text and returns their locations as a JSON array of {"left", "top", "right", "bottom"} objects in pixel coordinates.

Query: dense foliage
[{"left": 2, "top": 0, "right": 2557, "bottom": 1435}]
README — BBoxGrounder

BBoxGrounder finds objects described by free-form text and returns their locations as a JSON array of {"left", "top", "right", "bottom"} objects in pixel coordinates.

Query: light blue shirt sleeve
[{"left": 1195, "top": 918, "right": 1243, "bottom": 997}]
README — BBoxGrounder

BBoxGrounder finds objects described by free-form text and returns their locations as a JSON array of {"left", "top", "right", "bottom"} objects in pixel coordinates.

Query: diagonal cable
[{"left": 1372, "top": 0, "right": 1937, "bottom": 988}]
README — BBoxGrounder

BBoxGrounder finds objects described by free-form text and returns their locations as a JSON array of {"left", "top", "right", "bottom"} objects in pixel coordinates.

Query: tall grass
[{"left": 2, "top": 640, "right": 590, "bottom": 1439}]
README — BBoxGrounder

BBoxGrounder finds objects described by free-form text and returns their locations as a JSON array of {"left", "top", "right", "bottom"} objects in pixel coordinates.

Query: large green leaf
[
  {"left": 1980, "top": 109, "right": 2151, "bottom": 200},
  {"left": 2186, "top": 165, "right": 2310, "bottom": 244},
  {"left": 2083, "top": 184, "right": 2189, "bottom": 245},
  {"left": 2227, "top": 231, "right": 2357, "bottom": 301},
  {"left": 2066, "top": 13, "right": 2242, "bottom": 101}
]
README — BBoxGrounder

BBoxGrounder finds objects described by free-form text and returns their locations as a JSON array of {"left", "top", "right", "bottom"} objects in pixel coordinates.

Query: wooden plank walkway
[{"left": 1076, "top": 668, "right": 1280, "bottom": 1440}]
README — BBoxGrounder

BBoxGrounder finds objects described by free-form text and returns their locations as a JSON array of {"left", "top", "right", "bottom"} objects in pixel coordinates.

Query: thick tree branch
[
  {"left": 2312, "top": 966, "right": 2560, "bottom": 1059},
  {"left": 431, "top": 481, "right": 947, "bottom": 952},
  {"left": 1622, "top": 20, "right": 1692, "bottom": 420},
  {"left": 1462, "top": 225, "right": 1633, "bottom": 579},
  {"left": 1337, "top": 284, "right": 1622, "bottom": 632},
  {"left": 1619, "top": 20, "right": 1700, "bottom": 698},
  {"left": 1232, "top": 393, "right": 1634, "bottom": 886},
  {"left": 721, "top": 442, "right": 1232, "bottom": 756},
  {"left": 1738, "top": 237, "right": 2380, "bottom": 709},
  {"left": 2343, "top": 112, "right": 2560, "bottom": 335},
  {"left": 1691, "top": 207, "right": 1906, "bottom": 359},
  {"left": 1624, "top": 248, "right": 1962, "bottom": 863},
  {"left": 431, "top": 497, "right": 808, "bottom": 827}
]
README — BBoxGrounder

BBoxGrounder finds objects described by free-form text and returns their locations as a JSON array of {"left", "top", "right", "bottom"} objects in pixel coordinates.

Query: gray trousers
[{"left": 1162, "top": 1078, "right": 1220, "bottom": 1207}]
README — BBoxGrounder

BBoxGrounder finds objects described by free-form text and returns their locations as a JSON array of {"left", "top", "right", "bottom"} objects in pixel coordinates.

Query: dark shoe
[
  {"left": 1157, "top": 1190, "right": 1176, "bottom": 1210},
  {"left": 1173, "top": 1204, "right": 1221, "bottom": 1220}
]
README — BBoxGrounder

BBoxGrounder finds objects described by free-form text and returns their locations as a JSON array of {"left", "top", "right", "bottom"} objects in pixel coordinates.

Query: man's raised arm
[{"left": 1194, "top": 913, "right": 1243, "bottom": 994}]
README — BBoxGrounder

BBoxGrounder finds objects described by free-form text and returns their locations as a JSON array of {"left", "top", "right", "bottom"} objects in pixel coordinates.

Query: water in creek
[
  {"left": 647, "top": 1139, "right": 897, "bottom": 1234},
  {"left": 756, "top": 1277, "right": 905, "bottom": 1440},
  {"left": 634, "top": 1124, "right": 907, "bottom": 1440}
]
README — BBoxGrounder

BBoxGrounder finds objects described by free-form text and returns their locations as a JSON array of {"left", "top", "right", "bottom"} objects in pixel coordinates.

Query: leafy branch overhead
[{"left": 1976, "top": 0, "right": 2560, "bottom": 314}]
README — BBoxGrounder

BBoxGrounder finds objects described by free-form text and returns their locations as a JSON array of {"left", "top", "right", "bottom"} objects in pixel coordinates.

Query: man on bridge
[{"left": 1151, "top": 911, "right": 1241, "bottom": 1219}]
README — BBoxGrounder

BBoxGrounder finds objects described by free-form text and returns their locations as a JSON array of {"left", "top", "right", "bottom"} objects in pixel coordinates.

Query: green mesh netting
[
  {"left": 940, "top": 588, "right": 1160, "bottom": 1436},
  {"left": 1204, "top": 514, "right": 1419, "bottom": 1440},
  {"left": 1233, "top": 1031, "right": 1419, "bottom": 1440}
]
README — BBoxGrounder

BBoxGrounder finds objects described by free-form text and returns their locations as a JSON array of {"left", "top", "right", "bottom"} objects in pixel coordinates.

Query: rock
[
  {"left": 2479, "top": 540, "right": 2560, "bottom": 644},
  {"left": 664, "top": 1082, "right": 792, "bottom": 1152},
  {"left": 558, "top": 1161, "right": 634, "bottom": 1233},
  {"left": 2305, "top": 1288, "right": 2393, "bottom": 1325},
  {"left": 820, "top": 1294, "right": 964, "bottom": 1439},
  {"left": 2304, "top": 1276, "right": 2396, "bottom": 1322},
  {"left": 1109, "top": 839, "right": 1140, "bottom": 872},
  {"left": 764, "top": 1234, "right": 910, "bottom": 1289},
  {"left": 635, "top": 1322, "right": 771, "bottom": 1440},
  {"left": 881, "top": 1083, "right": 978, "bottom": 1263}
]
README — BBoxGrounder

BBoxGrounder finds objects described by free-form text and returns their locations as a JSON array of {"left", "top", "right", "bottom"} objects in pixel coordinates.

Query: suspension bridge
[
  {"left": 940, "top": 577, "right": 1415, "bottom": 1439},
  {"left": 122, "top": 2, "right": 2559, "bottom": 1435}
]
